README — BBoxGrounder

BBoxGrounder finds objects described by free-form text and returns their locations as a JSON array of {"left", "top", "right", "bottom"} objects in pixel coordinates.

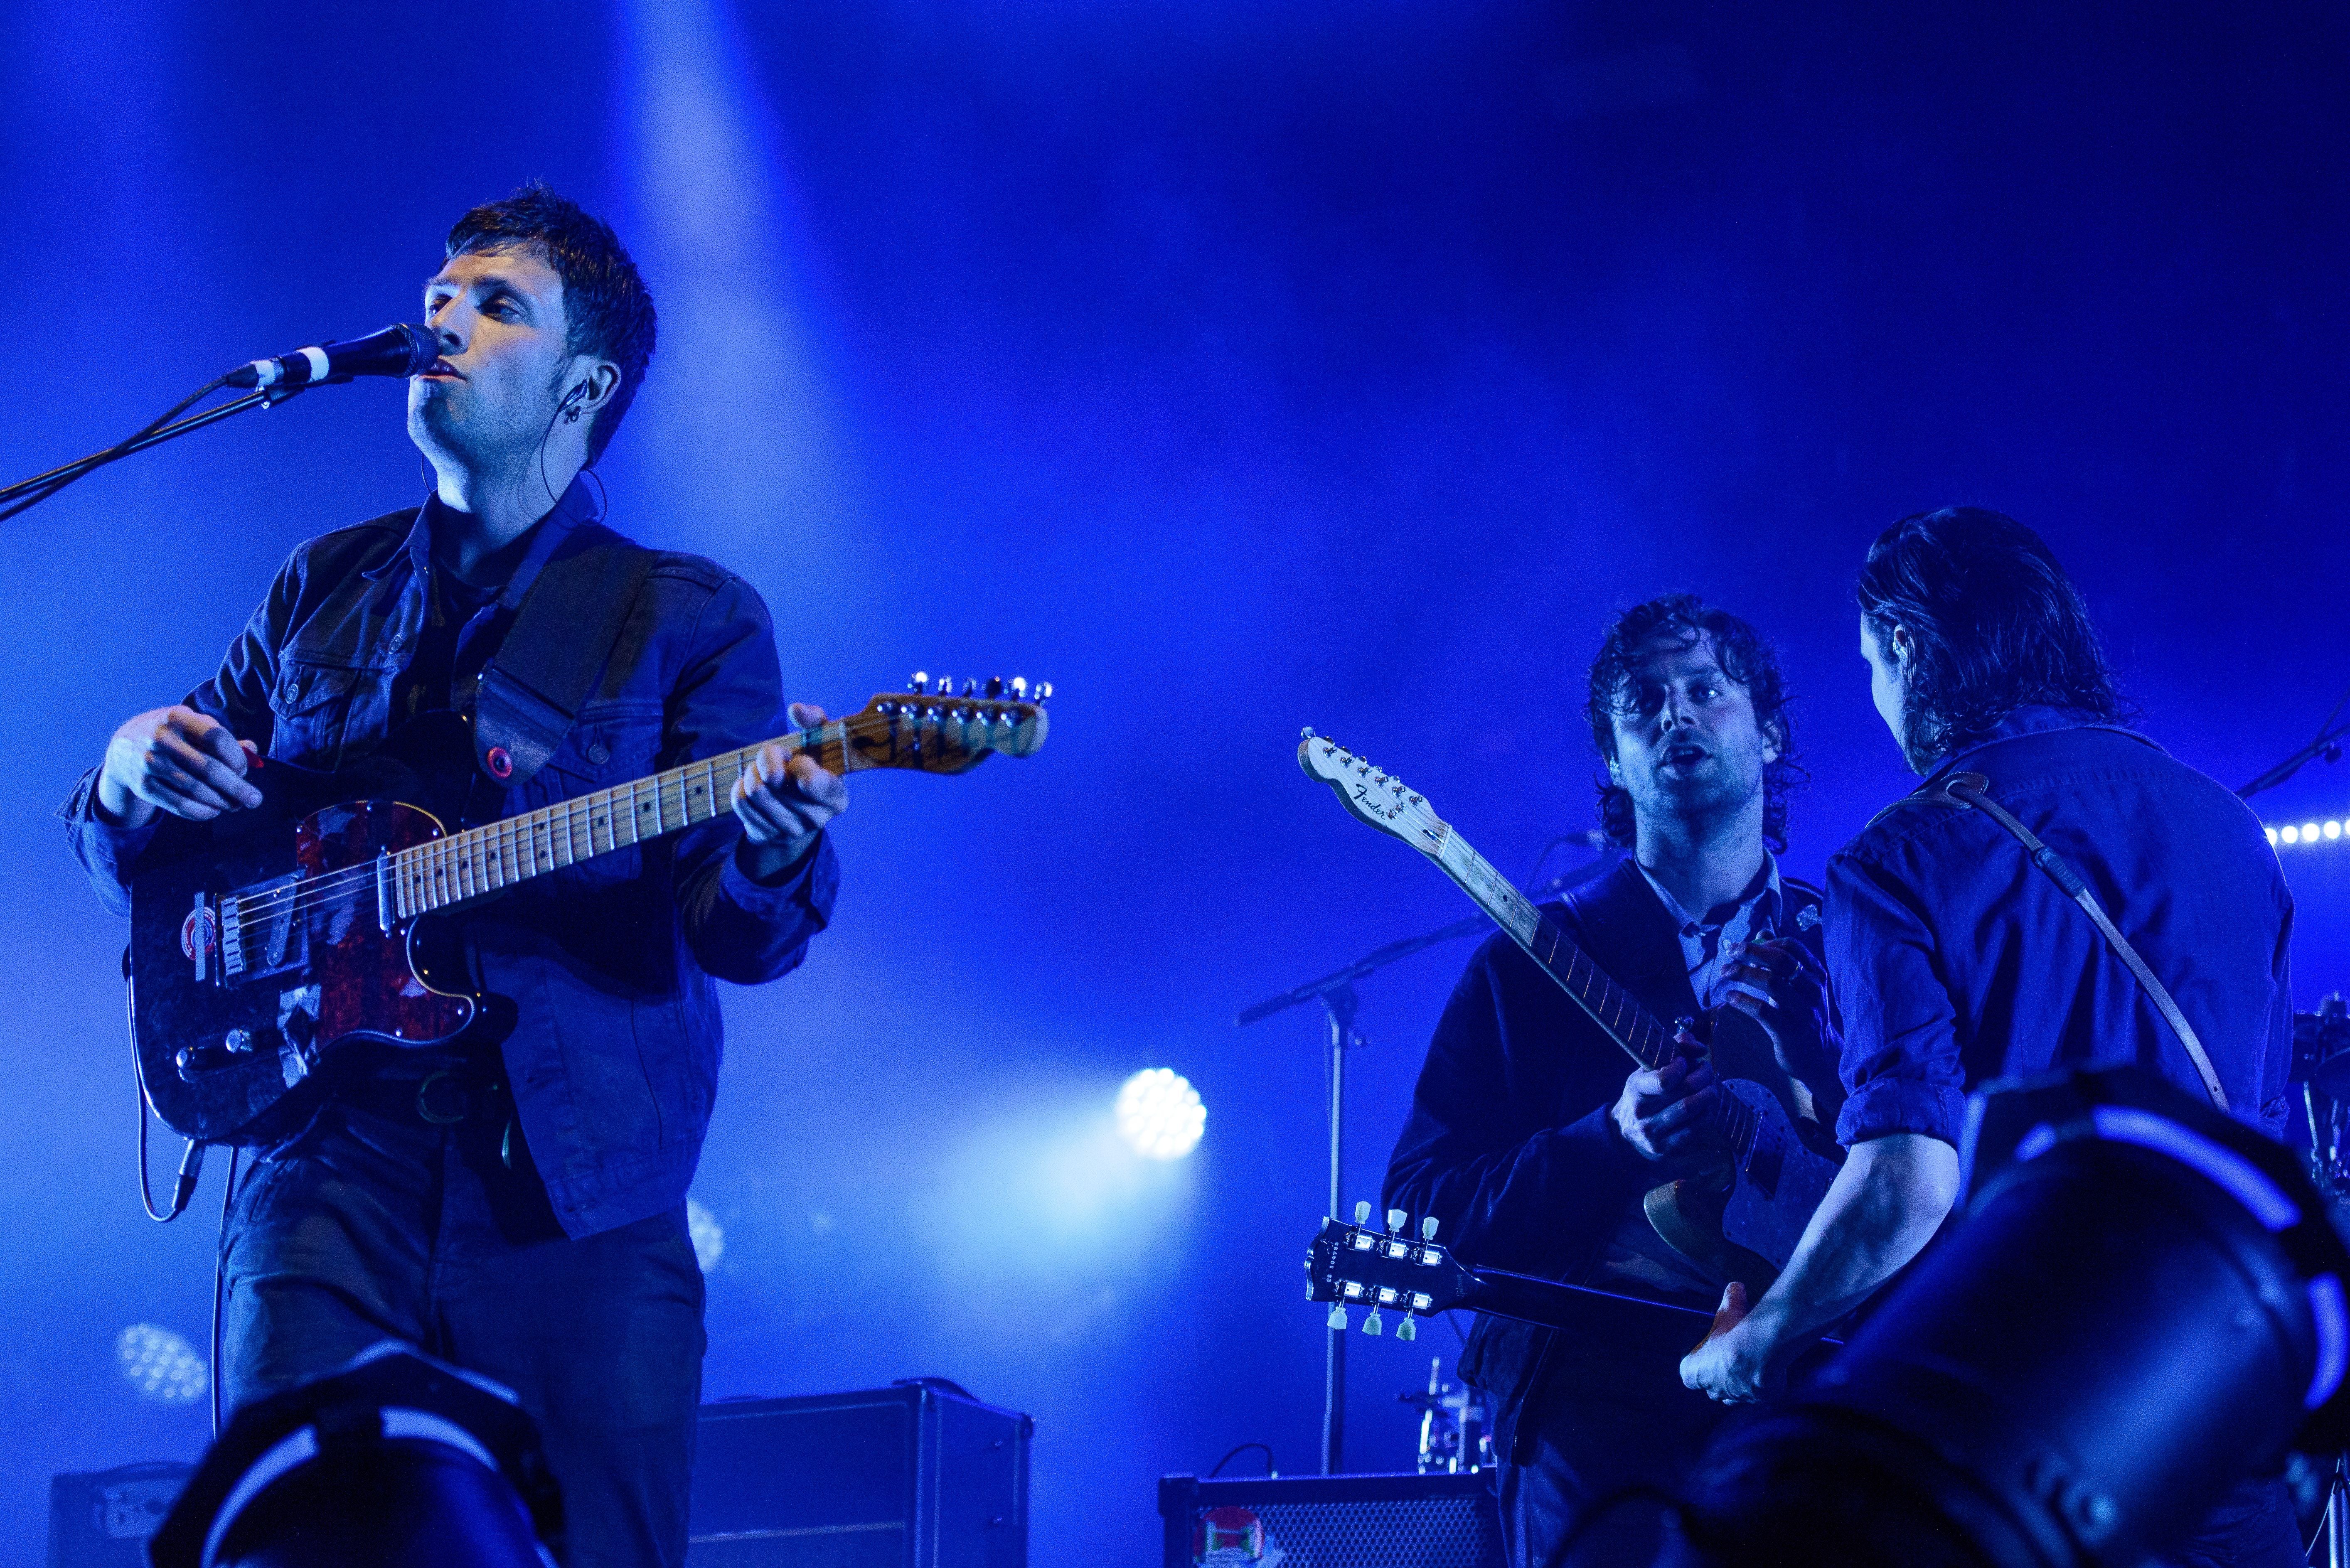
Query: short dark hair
[
  {"left": 1855, "top": 507, "right": 2122, "bottom": 768},
  {"left": 1585, "top": 594, "right": 1801, "bottom": 853},
  {"left": 446, "top": 182, "right": 657, "bottom": 465}
]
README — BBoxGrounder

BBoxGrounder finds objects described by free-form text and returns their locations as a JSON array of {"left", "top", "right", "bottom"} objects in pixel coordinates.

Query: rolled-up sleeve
[
  {"left": 1829, "top": 851, "right": 1968, "bottom": 1148},
  {"left": 663, "top": 575, "right": 839, "bottom": 984}
]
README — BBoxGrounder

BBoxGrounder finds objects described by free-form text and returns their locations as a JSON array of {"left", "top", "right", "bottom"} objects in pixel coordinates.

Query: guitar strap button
[{"left": 485, "top": 746, "right": 515, "bottom": 780}]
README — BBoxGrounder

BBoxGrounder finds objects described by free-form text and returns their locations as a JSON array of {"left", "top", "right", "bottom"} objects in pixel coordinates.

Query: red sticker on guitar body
[{"left": 180, "top": 907, "right": 216, "bottom": 961}]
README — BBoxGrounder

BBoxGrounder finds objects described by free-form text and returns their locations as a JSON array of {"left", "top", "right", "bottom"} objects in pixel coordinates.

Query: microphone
[{"left": 223, "top": 323, "right": 440, "bottom": 389}]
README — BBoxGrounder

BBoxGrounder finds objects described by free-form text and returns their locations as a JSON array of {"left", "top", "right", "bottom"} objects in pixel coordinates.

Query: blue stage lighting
[
  {"left": 1115, "top": 1069, "right": 1206, "bottom": 1160},
  {"left": 686, "top": 1197, "right": 725, "bottom": 1274},
  {"left": 116, "top": 1323, "right": 207, "bottom": 1404}
]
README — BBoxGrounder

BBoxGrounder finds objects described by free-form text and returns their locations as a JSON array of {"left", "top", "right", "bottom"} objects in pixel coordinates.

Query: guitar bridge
[{"left": 218, "top": 874, "right": 308, "bottom": 984}]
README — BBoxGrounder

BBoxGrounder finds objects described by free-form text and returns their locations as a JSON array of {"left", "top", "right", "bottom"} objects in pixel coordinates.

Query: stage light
[
  {"left": 1115, "top": 1069, "right": 1206, "bottom": 1160},
  {"left": 117, "top": 1323, "right": 207, "bottom": 1405},
  {"left": 2284, "top": 826, "right": 2301, "bottom": 844},
  {"left": 2330, "top": 821, "right": 2344, "bottom": 841},
  {"left": 2306, "top": 822, "right": 2323, "bottom": 843},
  {"left": 2270, "top": 828, "right": 2281, "bottom": 845},
  {"left": 687, "top": 1197, "right": 725, "bottom": 1274}
]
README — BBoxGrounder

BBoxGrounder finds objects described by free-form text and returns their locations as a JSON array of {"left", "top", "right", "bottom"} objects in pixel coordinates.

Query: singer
[
  {"left": 62, "top": 184, "right": 847, "bottom": 1568},
  {"left": 1380, "top": 596, "right": 1841, "bottom": 1568}
]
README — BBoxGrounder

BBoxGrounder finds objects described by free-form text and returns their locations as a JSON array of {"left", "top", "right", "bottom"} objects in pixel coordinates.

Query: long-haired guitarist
[
  {"left": 62, "top": 186, "right": 845, "bottom": 1568},
  {"left": 1383, "top": 595, "right": 1841, "bottom": 1568},
  {"left": 1679, "top": 509, "right": 2298, "bottom": 1568}
]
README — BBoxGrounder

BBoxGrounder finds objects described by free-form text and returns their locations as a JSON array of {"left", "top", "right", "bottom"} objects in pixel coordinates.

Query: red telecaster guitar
[{"left": 127, "top": 676, "right": 1048, "bottom": 1144}]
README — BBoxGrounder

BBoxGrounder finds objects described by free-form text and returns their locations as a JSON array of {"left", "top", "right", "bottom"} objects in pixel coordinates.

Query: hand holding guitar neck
[{"left": 732, "top": 701, "right": 850, "bottom": 879}]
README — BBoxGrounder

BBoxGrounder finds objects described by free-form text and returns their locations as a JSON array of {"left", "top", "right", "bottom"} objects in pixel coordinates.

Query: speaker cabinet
[
  {"left": 46, "top": 1463, "right": 192, "bottom": 1568},
  {"left": 1158, "top": 1471, "right": 1504, "bottom": 1568},
  {"left": 690, "top": 1382, "right": 1031, "bottom": 1567}
]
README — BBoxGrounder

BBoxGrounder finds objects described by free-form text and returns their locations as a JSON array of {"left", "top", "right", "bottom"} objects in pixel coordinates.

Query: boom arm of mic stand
[
  {"left": 0, "top": 380, "right": 323, "bottom": 523},
  {"left": 1234, "top": 912, "right": 1494, "bottom": 1027}
]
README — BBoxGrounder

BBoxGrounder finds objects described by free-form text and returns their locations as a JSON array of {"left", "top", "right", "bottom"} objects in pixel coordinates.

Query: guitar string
[
  {"left": 211, "top": 707, "right": 1025, "bottom": 931},
  {"left": 1449, "top": 835, "right": 1780, "bottom": 1170},
  {"left": 213, "top": 736, "right": 819, "bottom": 929}
]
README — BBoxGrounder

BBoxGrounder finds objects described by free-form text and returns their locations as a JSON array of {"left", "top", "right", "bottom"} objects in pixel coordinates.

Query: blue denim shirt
[
  {"left": 63, "top": 480, "right": 839, "bottom": 1238},
  {"left": 1830, "top": 707, "right": 2293, "bottom": 1148}
]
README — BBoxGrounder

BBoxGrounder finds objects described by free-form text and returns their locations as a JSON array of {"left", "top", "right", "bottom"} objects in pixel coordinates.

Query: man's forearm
[{"left": 1741, "top": 1132, "right": 1961, "bottom": 1341}]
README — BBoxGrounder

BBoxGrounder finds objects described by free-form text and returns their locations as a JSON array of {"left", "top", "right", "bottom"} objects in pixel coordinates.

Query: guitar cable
[{"left": 124, "top": 952, "right": 240, "bottom": 1435}]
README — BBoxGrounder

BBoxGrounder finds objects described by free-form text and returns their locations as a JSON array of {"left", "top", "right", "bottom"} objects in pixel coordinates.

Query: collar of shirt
[
  {"left": 365, "top": 474, "right": 599, "bottom": 610},
  {"left": 1924, "top": 705, "right": 2124, "bottom": 785},
  {"left": 1635, "top": 853, "right": 1784, "bottom": 1011}
]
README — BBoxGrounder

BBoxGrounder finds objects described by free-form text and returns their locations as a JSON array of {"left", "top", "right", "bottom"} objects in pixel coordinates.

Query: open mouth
[
  {"left": 1661, "top": 742, "right": 1711, "bottom": 770},
  {"left": 416, "top": 358, "right": 463, "bottom": 380}
]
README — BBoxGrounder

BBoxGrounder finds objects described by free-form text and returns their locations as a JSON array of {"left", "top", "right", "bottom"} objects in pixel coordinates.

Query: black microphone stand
[
  {"left": 1235, "top": 844, "right": 1618, "bottom": 1475},
  {"left": 0, "top": 376, "right": 327, "bottom": 525}
]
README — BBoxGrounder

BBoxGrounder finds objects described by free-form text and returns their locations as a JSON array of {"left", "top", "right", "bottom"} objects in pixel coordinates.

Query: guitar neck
[
  {"left": 390, "top": 720, "right": 868, "bottom": 919},
  {"left": 1457, "top": 1263, "right": 1710, "bottom": 1331},
  {"left": 1421, "top": 826, "right": 1678, "bottom": 1072}
]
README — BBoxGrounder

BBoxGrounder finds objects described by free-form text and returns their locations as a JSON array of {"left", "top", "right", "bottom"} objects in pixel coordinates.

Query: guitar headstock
[
  {"left": 845, "top": 673, "right": 1051, "bottom": 774},
  {"left": 1296, "top": 730, "right": 1448, "bottom": 855},
  {"left": 1304, "top": 1204, "right": 1477, "bottom": 1341}
]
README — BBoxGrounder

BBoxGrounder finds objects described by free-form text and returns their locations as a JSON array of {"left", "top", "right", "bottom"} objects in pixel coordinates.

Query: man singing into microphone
[{"left": 62, "top": 184, "right": 842, "bottom": 1567}]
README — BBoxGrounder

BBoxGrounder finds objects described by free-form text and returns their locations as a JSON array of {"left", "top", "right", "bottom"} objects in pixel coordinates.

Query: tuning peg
[
  {"left": 962, "top": 678, "right": 977, "bottom": 698},
  {"left": 1363, "top": 1306, "right": 1384, "bottom": 1336},
  {"left": 1326, "top": 1304, "right": 1348, "bottom": 1331},
  {"left": 909, "top": 671, "right": 928, "bottom": 694},
  {"left": 1397, "top": 1315, "right": 1418, "bottom": 1342},
  {"left": 1421, "top": 1216, "right": 1440, "bottom": 1241},
  {"left": 1387, "top": 1208, "right": 1406, "bottom": 1233},
  {"left": 1010, "top": 676, "right": 1028, "bottom": 699},
  {"left": 1353, "top": 1201, "right": 1372, "bottom": 1226},
  {"left": 933, "top": 674, "right": 950, "bottom": 698},
  {"left": 1301, "top": 726, "right": 1316, "bottom": 739},
  {"left": 986, "top": 676, "right": 1004, "bottom": 698},
  {"left": 1036, "top": 681, "right": 1053, "bottom": 705}
]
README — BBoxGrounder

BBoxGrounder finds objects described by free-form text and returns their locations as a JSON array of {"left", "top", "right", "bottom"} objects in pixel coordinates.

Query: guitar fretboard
[
  {"left": 388, "top": 706, "right": 1000, "bottom": 919},
  {"left": 1423, "top": 826, "right": 1678, "bottom": 1072}
]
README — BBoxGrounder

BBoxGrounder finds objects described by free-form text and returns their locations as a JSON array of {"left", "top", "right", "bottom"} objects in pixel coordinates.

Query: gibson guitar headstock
[
  {"left": 1304, "top": 1203, "right": 1477, "bottom": 1341},
  {"left": 841, "top": 672, "right": 1052, "bottom": 774},
  {"left": 1295, "top": 730, "right": 1449, "bottom": 856}
]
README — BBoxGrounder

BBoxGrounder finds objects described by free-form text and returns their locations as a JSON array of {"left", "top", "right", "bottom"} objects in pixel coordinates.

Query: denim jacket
[{"left": 63, "top": 480, "right": 839, "bottom": 1238}]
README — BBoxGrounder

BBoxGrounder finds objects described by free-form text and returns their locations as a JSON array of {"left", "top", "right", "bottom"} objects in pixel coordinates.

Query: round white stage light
[
  {"left": 116, "top": 1323, "right": 207, "bottom": 1404},
  {"left": 1115, "top": 1069, "right": 1206, "bottom": 1160}
]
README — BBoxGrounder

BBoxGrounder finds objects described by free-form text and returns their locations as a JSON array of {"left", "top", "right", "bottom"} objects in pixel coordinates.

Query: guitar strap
[
  {"left": 1928, "top": 767, "right": 2229, "bottom": 1112},
  {"left": 471, "top": 523, "right": 659, "bottom": 790}
]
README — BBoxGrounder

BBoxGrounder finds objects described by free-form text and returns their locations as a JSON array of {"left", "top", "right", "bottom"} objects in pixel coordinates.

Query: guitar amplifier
[
  {"left": 1159, "top": 1471, "right": 1504, "bottom": 1568},
  {"left": 689, "top": 1381, "right": 1031, "bottom": 1567},
  {"left": 46, "top": 1463, "right": 192, "bottom": 1568}
]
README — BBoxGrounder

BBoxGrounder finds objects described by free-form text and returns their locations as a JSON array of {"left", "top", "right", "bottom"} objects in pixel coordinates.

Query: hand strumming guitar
[
  {"left": 731, "top": 701, "right": 849, "bottom": 881},
  {"left": 1610, "top": 1024, "right": 1722, "bottom": 1162},
  {"left": 97, "top": 705, "right": 263, "bottom": 828}
]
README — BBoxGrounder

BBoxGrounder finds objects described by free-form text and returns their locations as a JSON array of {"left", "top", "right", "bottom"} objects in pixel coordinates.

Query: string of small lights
[{"left": 2268, "top": 818, "right": 2349, "bottom": 848}]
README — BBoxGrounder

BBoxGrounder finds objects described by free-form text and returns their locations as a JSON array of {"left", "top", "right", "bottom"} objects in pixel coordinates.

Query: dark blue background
[{"left": 3, "top": 1, "right": 2347, "bottom": 1560}]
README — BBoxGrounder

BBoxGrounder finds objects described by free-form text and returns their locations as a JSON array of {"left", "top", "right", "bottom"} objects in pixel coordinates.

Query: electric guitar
[
  {"left": 1297, "top": 730, "right": 1838, "bottom": 1286},
  {"left": 1304, "top": 1207, "right": 1713, "bottom": 1342},
  {"left": 129, "top": 677, "right": 1049, "bottom": 1145}
]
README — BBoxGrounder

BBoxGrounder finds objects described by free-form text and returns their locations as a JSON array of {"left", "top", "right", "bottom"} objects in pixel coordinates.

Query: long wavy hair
[
  {"left": 1585, "top": 594, "right": 1801, "bottom": 853},
  {"left": 1855, "top": 507, "right": 2124, "bottom": 768}
]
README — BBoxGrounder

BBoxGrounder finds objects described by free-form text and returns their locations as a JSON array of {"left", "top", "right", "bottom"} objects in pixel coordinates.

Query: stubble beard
[{"left": 409, "top": 383, "right": 552, "bottom": 497}]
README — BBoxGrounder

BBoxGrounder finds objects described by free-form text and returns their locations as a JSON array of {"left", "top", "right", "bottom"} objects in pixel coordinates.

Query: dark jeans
[
  {"left": 1498, "top": 1384, "right": 1725, "bottom": 1568},
  {"left": 220, "top": 1087, "right": 707, "bottom": 1568}
]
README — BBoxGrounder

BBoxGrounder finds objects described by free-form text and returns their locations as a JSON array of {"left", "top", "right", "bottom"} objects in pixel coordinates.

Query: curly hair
[
  {"left": 446, "top": 181, "right": 658, "bottom": 466},
  {"left": 1855, "top": 508, "right": 2122, "bottom": 769},
  {"left": 1585, "top": 595, "right": 1801, "bottom": 853}
]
